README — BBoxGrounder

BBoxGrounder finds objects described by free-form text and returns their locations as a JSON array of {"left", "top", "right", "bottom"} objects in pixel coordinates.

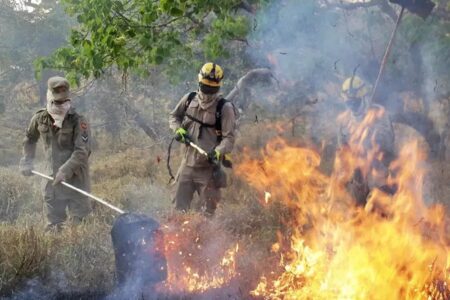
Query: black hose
[{"left": 166, "top": 137, "right": 176, "bottom": 183}]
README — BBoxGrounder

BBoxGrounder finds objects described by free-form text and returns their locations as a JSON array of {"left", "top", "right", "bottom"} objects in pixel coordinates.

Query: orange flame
[
  {"left": 265, "top": 191, "right": 272, "bottom": 204},
  {"left": 236, "top": 108, "right": 449, "bottom": 299},
  {"left": 157, "top": 216, "right": 239, "bottom": 293}
]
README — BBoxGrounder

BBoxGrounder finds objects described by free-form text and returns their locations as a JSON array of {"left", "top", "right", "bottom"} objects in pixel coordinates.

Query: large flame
[{"left": 236, "top": 108, "right": 450, "bottom": 299}]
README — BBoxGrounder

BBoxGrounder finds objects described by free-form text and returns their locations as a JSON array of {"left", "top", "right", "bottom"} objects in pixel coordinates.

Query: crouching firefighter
[{"left": 169, "top": 62, "right": 236, "bottom": 216}]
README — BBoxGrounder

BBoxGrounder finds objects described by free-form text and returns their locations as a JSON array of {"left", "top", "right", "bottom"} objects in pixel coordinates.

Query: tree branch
[
  {"left": 225, "top": 68, "right": 275, "bottom": 103},
  {"left": 125, "top": 102, "right": 159, "bottom": 140}
]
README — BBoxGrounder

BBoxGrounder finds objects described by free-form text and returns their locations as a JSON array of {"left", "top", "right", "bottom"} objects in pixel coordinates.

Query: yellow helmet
[
  {"left": 198, "top": 62, "right": 224, "bottom": 87},
  {"left": 341, "top": 76, "right": 370, "bottom": 100}
]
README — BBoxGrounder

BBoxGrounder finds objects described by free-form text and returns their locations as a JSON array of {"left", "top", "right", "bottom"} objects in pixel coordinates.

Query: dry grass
[
  {"left": 45, "top": 217, "right": 115, "bottom": 292},
  {"left": 0, "top": 167, "right": 42, "bottom": 222},
  {"left": 0, "top": 215, "right": 116, "bottom": 297},
  {"left": 0, "top": 142, "right": 181, "bottom": 297},
  {"left": 0, "top": 225, "right": 49, "bottom": 295}
]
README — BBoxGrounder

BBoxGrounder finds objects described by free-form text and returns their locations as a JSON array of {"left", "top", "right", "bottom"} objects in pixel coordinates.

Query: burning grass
[
  {"left": 156, "top": 213, "right": 241, "bottom": 294},
  {"left": 236, "top": 137, "right": 450, "bottom": 299}
]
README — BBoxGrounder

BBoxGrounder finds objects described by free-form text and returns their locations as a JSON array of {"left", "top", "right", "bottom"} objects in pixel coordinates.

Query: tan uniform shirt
[
  {"left": 169, "top": 92, "right": 236, "bottom": 168},
  {"left": 21, "top": 107, "right": 91, "bottom": 194}
]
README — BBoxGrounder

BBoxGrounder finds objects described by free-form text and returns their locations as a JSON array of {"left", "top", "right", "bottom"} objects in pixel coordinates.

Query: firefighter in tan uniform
[
  {"left": 337, "top": 76, "right": 396, "bottom": 206},
  {"left": 19, "top": 76, "right": 91, "bottom": 230},
  {"left": 169, "top": 63, "right": 236, "bottom": 216}
]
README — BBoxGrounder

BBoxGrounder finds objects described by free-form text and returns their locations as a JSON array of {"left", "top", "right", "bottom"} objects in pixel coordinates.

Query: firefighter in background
[
  {"left": 169, "top": 63, "right": 236, "bottom": 216},
  {"left": 20, "top": 76, "right": 92, "bottom": 231},
  {"left": 337, "top": 76, "right": 396, "bottom": 206}
]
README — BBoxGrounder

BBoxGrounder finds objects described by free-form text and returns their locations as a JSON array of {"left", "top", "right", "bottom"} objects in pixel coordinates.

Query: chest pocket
[
  {"left": 58, "top": 127, "right": 74, "bottom": 148},
  {"left": 186, "top": 101, "right": 199, "bottom": 117},
  {"left": 185, "top": 101, "right": 216, "bottom": 125}
]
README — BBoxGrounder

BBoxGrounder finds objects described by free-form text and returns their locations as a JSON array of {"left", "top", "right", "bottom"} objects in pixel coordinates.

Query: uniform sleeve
[
  {"left": 59, "top": 115, "right": 91, "bottom": 178},
  {"left": 20, "top": 113, "right": 40, "bottom": 169},
  {"left": 169, "top": 94, "right": 189, "bottom": 132},
  {"left": 215, "top": 102, "right": 236, "bottom": 154}
]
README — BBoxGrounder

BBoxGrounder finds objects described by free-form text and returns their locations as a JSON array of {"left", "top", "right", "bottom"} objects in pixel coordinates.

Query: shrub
[{"left": 0, "top": 225, "right": 49, "bottom": 296}]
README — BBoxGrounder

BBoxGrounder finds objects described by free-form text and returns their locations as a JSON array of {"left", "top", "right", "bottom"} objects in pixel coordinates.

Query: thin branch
[
  {"left": 153, "top": 16, "right": 184, "bottom": 28},
  {"left": 112, "top": 8, "right": 185, "bottom": 29}
]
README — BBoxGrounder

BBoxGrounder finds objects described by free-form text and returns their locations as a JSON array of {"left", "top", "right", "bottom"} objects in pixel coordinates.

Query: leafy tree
[{"left": 36, "top": 0, "right": 261, "bottom": 84}]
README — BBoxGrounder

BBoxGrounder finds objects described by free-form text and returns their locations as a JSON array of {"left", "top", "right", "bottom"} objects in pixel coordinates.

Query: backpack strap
[
  {"left": 184, "top": 91, "right": 197, "bottom": 111},
  {"left": 215, "top": 98, "right": 229, "bottom": 143}
]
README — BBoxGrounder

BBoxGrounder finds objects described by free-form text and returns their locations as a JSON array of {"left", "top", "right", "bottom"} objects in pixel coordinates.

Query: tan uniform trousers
[{"left": 173, "top": 164, "right": 221, "bottom": 215}]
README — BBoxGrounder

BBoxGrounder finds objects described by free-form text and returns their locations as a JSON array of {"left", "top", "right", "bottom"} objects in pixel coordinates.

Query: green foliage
[
  {"left": 37, "top": 0, "right": 259, "bottom": 83},
  {"left": 203, "top": 16, "right": 250, "bottom": 59}
]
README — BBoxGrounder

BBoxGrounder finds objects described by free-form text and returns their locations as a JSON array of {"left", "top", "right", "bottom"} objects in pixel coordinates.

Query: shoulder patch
[
  {"left": 80, "top": 121, "right": 88, "bottom": 130},
  {"left": 81, "top": 133, "right": 89, "bottom": 143}
]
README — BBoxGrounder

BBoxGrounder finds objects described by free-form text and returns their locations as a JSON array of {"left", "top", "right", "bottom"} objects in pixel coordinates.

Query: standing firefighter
[
  {"left": 19, "top": 76, "right": 92, "bottom": 231},
  {"left": 337, "top": 76, "right": 396, "bottom": 206},
  {"left": 169, "top": 63, "right": 236, "bottom": 216}
]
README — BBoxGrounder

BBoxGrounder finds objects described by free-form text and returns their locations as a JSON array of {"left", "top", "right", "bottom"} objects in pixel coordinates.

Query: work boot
[{"left": 45, "top": 222, "right": 64, "bottom": 233}]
